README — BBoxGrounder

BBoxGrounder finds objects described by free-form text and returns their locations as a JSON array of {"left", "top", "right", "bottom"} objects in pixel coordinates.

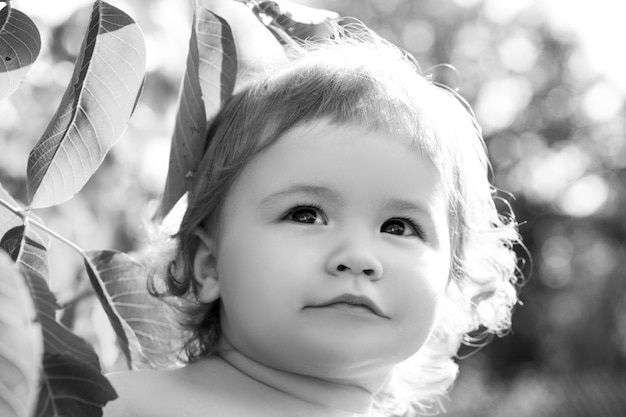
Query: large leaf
[
  {"left": 0, "top": 3, "right": 41, "bottom": 100},
  {"left": 26, "top": 0, "right": 146, "bottom": 209},
  {"left": 36, "top": 353, "right": 116, "bottom": 417},
  {"left": 0, "top": 251, "right": 42, "bottom": 417},
  {"left": 85, "top": 250, "right": 184, "bottom": 369},
  {"left": 155, "top": 0, "right": 287, "bottom": 220},
  {"left": 155, "top": 2, "right": 237, "bottom": 220},
  {"left": 0, "top": 224, "right": 114, "bottom": 416}
]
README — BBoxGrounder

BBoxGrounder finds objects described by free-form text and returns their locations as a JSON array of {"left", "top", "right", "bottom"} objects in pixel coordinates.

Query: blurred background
[{"left": 2, "top": 0, "right": 625, "bottom": 415}]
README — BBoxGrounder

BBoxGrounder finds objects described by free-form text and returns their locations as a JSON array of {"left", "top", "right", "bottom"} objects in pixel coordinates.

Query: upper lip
[{"left": 309, "top": 293, "right": 389, "bottom": 318}]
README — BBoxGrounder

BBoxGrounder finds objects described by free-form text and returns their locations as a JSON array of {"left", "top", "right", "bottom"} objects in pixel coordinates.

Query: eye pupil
[
  {"left": 383, "top": 220, "right": 405, "bottom": 235},
  {"left": 292, "top": 208, "right": 318, "bottom": 223}
]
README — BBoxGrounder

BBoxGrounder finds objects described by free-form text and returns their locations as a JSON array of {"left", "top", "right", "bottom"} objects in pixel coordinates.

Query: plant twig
[
  {"left": 0, "top": 197, "right": 26, "bottom": 220},
  {"left": 27, "top": 216, "right": 86, "bottom": 257},
  {"left": 0, "top": 197, "right": 86, "bottom": 257}
]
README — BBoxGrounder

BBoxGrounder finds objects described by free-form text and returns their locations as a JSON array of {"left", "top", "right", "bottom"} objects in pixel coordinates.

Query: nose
[{"left": 325, "top": 238, "right": 384, "bottom": 281}]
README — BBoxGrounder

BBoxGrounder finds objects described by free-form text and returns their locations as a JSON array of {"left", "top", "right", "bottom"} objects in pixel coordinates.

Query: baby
[{"left": 104, "top": 28, "right": 521, "bottom": 417}]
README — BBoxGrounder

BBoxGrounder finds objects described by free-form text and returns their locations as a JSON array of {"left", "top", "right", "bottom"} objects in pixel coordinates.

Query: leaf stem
[
  {"left": 28, "top": 217, "right": 86, "bottom": 257},
  {"left": 0, "top": 197, "right": 25, "bottom": 220},
  {"left": 0, "top": 197, "right": 86, "bottom": 257}
]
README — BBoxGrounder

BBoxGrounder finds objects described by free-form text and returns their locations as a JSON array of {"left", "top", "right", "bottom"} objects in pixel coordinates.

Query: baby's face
[{"left": 214, "top": 119, "right": 451, "bottom": 380}]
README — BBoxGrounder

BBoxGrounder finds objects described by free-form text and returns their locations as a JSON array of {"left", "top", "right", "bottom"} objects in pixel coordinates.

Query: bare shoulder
[
  {"left": 102, "top": 368, "right": 188, "bottom": 417},
  {"left": 102, "top": 358, "right": 238, "bottom": 417}
]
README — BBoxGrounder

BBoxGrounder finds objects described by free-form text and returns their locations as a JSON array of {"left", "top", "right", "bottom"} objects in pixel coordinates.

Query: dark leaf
[
  {"left": 26, "top": 0, "right": 146, "bottom": 209},
  {"left": 0, "top": 3, "right": 41, "bottom": 99},
  {"left": 0, "top": 251, "right": 42, "bottom": 417},
  {"left": 35, "top": 353, "right": 116, "bottom": 417},
  {"left": 0, "top": 224, "right": 100, "bottom": 369},
  {"left": 156, "top": 5, "right": 237, "bottom": 220},
  {"left": 85, "top": 250, "right": 184, "bottom": 369},
  {"left": 155, "top": 0, "right": 286, "bottom": 220},
  {"left": 0, "top": 223, "right": 110, "bottom": 417}
]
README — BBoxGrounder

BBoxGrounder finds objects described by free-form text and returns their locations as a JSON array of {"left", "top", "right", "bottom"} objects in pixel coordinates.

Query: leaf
[
  {"left": 155, "top": 6, "right": 237, "bottom": 220},
  {"left": 0, "top": 251, "right": 42, "bottom": 417},
  {"left": 26, "top": 0, "right": 146, "bottom": 209},
  {"left": 155, "top": 0, "right": 287, "bottom": 220},
  {"left": 85, "top": 250, "right": 184, "bottom": 369},
  {"left": 254, "top": 0, "right": 340, "bottom": 42},
  {"left": 36, "top": 353, "right": 116, "bottom": 417},
  {"left": 0, "top": 224, "right": 112, "bottom": 416},
  {"left": 0, "top": 3, "right": 41, "bottom": 100},
  {"left": 0, "top": 224, "right": 100, "bottom": 368},
  {"left": 197, "top": 0, "right": 286, "bottom": 81}
]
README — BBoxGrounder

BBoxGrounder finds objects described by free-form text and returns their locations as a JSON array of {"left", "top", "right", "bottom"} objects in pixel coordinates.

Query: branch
[{"left": 0, "top": 197, "right": 87, "bottom": 258}]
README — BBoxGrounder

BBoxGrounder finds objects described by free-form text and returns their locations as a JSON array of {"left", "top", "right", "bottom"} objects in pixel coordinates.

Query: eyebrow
[
  {"left": 383, "top": 197, "right": 432, "bottom": 217},
  {"left": 259, "top": 184, "right": 432, "bottom": 216},
  {"left": 259, "top": 184, "right": 342, "bottom": 206}
]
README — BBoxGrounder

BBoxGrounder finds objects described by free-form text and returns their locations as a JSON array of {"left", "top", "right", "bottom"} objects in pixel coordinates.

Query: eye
[
  {"left": 381, "top": 217, "right": 423, "bottom": 238},
  {"left": 286, "top": 206, "right": 326, "bottom": 225}
]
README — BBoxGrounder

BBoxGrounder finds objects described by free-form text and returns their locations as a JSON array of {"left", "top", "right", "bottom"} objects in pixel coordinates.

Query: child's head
[{"left": 158, "top": 30, "right": 520, "bottom": 416}]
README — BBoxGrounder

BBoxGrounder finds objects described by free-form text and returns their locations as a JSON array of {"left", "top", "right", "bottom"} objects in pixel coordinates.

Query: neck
[{"left": 217, "top": 339, "right": 387, "bottom": 416}]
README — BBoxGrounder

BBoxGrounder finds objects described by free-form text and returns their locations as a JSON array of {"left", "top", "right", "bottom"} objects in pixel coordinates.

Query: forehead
[
  {"left": 273, "top": 112, "right": 459, "bottom": 204},
  {"left": 228, "top": 119, "right": 445, "bottom": 206}
]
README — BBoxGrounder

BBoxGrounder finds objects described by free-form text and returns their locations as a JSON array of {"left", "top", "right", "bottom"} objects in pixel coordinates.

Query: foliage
[
  {"left": 1, "top": 0, "right": 145, "bottom": 414},
  {"left": 0, "top": 251, "right": 40, "bottom": 417},
  {"left": 0, "top": 3, "right": 40, "bottom": 100},
  {"left": 25, "top": 1, "right": 146, "bottom": 209},
  {"left": 0, "top": 0, "right": 341, "bottom": 415}
]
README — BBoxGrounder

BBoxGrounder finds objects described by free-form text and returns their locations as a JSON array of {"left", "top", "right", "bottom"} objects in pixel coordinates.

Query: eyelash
[{"left": 283, "top": 205, "right": 425, "bottom": 239}]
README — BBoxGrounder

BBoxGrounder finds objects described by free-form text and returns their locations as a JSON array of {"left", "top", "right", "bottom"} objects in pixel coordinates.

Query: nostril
[{"left": 336, "top": 264, "right": 376, "bottom": 276}]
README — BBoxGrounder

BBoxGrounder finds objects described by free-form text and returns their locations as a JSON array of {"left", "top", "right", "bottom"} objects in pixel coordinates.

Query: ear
[{"left": 192, "top": 228, "right": 220, "bottom": 303}]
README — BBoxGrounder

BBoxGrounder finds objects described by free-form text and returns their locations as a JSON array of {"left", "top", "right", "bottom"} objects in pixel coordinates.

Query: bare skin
[{"left": 104, "top": 354, "right": 369, "bottom": 417}]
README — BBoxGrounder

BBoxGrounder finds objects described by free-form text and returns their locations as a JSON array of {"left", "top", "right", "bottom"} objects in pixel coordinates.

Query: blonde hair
[{"left": 152, "top": 29, "right": 521, "bottom": 416}]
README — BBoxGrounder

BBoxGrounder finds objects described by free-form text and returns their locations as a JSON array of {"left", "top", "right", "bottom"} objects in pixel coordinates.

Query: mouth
[{"left": 307, "top": 294, "right": 389, "bottom": 319}]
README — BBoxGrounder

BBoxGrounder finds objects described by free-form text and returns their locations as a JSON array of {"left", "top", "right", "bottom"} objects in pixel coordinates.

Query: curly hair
[{"left": 150, "top": 29, "right": 522, "bottom": 417}]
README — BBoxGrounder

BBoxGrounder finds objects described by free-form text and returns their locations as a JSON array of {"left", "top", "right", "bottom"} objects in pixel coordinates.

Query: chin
[{"left": 271, "top": 336, "right": 408, "bottom": 379}]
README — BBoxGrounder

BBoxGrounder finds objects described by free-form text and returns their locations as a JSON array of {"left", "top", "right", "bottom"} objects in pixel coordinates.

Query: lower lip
[{"left": 309, "top": 302, "right": 380, "bottom": 317}]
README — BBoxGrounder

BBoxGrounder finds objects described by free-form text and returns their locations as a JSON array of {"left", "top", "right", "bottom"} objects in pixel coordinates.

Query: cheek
[
  {"left": 388, "top": 253, "right": 450, "bottom": 351},
  {"left": 217, "top": 239, "right": 272, "bottom": 308},
  {"left": 216, "top": 231, "right": 311, "bottom": 317},
  {"left": 216, "top": 236, "right": 286, "bottom": 354},
  {"left": 215, "top": 231, "right": 324, "bottom": 366},
  {"left": 398, "top": 277, "right": 445, "bottom": 326}
]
